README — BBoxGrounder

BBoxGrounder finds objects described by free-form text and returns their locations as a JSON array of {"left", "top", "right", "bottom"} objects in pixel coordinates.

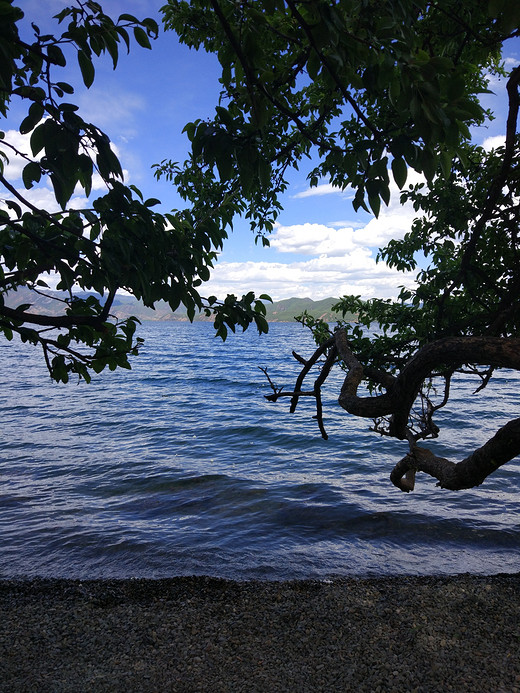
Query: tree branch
[
  {"left": 390, "top": 418, "right": 520, "bottom": 491},
  {"left": 289, "top": 336, "right": 335, "bottom": 413},
  {"left": 436, "top": 64, "right": 520, "bottom": 325},
  {"left": 0, "top": 297, "right": 114, "bottom": 328},
  {"left": 335, "top": 332, "right": 520, "bottom": 438},
  {"left": 262, "top": 336, "right": 337, "bottom": 438}
]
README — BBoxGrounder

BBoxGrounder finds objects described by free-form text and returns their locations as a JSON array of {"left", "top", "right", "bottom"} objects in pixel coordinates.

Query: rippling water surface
[{"left": 1, "top": 322, "right": 519, "bottom": 579}]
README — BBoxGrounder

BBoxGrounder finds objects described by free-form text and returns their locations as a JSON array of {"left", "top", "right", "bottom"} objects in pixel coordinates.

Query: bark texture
[
  {"left": 390, "top": 418, "right": 520, "bottom": 491},
  {"left": 267, "top": 330, "right": 520, "bottom": 492},
  {"left": 336, "top": 333, "right": 520, "bottom": 439}
]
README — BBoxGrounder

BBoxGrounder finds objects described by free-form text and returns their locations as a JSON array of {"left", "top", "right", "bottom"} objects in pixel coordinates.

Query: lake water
[{"left": 0, "top": 321, "right": 519, "bottom": 580}]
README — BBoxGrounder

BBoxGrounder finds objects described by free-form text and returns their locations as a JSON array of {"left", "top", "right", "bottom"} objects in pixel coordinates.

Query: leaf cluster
[
  {"left": 0, "top": 1, "right": 270, "bottom": 382},
  {"left": 162, "top": 0, "right": 509, "bottom": 218}
]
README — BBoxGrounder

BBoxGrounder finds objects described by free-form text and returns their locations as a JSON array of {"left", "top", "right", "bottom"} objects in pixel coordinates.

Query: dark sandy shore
[{"left": 0, "top": 574, "right": 519, "bottom": 692}]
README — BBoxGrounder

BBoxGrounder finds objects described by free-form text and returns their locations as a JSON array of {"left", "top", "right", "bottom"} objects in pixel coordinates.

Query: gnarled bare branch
[
  {"left": 269, "top": 328, "right": 520, "bottom": 491},
  {"left": 336, "top": 332, "right": 520, "bottom": 439},
  {"left": 391, "top": 418, "right": 520, "bottom": 491}
]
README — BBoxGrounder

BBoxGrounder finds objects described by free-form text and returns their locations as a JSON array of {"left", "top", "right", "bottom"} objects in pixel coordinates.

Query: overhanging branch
[
  {"left": 336, "top": 332, "right": 520, "bottom": 438},
  {"left": 390, "top": 417, "right": 520, "bottom": 491}
]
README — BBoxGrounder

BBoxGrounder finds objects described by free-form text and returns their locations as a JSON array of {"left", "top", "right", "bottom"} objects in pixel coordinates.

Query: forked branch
[
  {"left": 391, "top": 418, "right": 520, "bottom": 491},
  {"left": 265, "top": 328, "right": 520, "bottom": 491}
]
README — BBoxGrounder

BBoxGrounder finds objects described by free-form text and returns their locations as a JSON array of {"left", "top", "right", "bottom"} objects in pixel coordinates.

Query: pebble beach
[{"left": 1, "top": 574, "right": 519, "bottom": 692}]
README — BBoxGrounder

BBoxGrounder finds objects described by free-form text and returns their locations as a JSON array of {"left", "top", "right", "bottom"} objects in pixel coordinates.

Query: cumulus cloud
[
  {"left": 273, "top": 171, "right": 420, "bottom": 257},
  {"left": 292, "top": 182, "right": 353, "bottom": 199},
  {"left": 482, "top": 135, "right": 506, "bottom": 151},
  {"left": 201, "top": 169, "right": 424, "bottom": 301},
  {"left": 0, "top": 130, "right": 33, "bottom": 180},
  {"left": 270, "top": 223, "right": 357, "bottom": 256},
  {"left": 270, "top": 208, "right": 416, "bottom": 258},
  {"left": 201, "top": 254, "right": 415, "bottom": 302},
  {"left": 0, "top": 183, "right": 91, "bottom": 214}
]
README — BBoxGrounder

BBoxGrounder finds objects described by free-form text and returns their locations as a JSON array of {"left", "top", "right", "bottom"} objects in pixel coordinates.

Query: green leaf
[
  {"left": 215, "top": 106, "right": 234, "bottom": 129},
  {"left": 254, "top": 314, "right": 269, "bottom": 334},
  {"left": 5, "top": 199, "right": 22, "bottom": 217},
  {"left": 77, "top": 153, "right": 94, "bottom": 196},
  {"left": 142, "top": 18, "right": 159, "bottom": 36},
  {"left": 380, "top": 182, "right": 390, "bottom": 206},
  {"left": 47, "top": 44, "right": 66, "bottom": 66},
  {"left": 118, "top": 13, "right": 139, "bottom": 23},
  {"left": 78, "top": 50, "right": 95, "bottom": 88},
  {"left": 30, "top": 122, "right": 47, "bottom": 156},
  {"left": 420, "top": 148, "right": 436, "bottom": 182},
  {"left": 115, "top": 26, "right": 131, "bottom": 52},
  {"left": 307, "top": 50, "right": 322, "bottom": 81},
  {"left": 56, "top": 81, "right": 74, "bottom": 95},
  {"left": 103, "top": 31, "right": 120, "bottom": 69},
  {"left": 198, "top": 265, "right": 210, "bottom": 281},
  {"left": 368, "top": 192, "right": 380, "bottom": 217},
  {"left": 19, "top": 102, "right": 44, "bottom": 135},
  {"left": 388, "top": 77, "right": 401, "bottom": 107},
  {"left": 92, "top": 359, "right": 106, "bottom": 374},
  {"left": 391, "top": 157, "right": 407, "bottom": 189},
  {"left": 439, "top": 150, "right": 453, "bottom": 179},
  {"left": 95, "top": 137, "right": 123, "bottom": 180},
  {"left": 133, "top": 26, "right": 151, "bottom": 49},
  {"left": 22, "top": 161, "right": 41, "bottom": 189}
]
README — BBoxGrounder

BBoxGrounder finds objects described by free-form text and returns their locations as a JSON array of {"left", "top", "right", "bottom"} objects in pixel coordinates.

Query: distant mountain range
[{"left": 4, "top": 288, "right": 355, "bottom": 323}]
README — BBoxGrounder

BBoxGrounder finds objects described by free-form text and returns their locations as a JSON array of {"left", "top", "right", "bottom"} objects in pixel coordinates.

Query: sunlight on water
[{"left": 0, "top": 322, "right": 519, "bottom": 579}]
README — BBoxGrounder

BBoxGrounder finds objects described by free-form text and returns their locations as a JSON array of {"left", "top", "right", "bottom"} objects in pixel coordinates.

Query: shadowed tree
[
  {"left": 0, "top": 0, "right": 269, "bottom": 383},
  {"left": 160, "top": 0, "right": 520, "bottom": 491}
]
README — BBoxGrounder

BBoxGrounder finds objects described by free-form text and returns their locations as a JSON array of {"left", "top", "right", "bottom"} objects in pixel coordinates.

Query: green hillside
[{"left": 264, "top": 297, "right": 340, "bottom": 322}]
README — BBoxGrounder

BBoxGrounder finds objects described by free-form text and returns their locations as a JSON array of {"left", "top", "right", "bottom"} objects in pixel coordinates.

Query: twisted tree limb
[
  {"left": 335, "top": 331, "right": 520, "bottom": 491},
  {"left": 391, "top": 417, "right": 520, "bottom": 491},
  {"left": 264, "top": 329, "right": 520, "bottom": 490},
  {"left": 336, "top": 332, "right": 520, "bottom": 439}
]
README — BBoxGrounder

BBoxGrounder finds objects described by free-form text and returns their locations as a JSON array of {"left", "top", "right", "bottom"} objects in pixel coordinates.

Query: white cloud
[
  {"left": 270, "top": 223, "right": 358, "bottom": 256},
  {"left": 482, "top": 135, "right": 506, "bottom": 151},
  {"left": 270, "top": 209, "right": 416, "bottom": 258},
  {"left": 503, "top": 57, "right": 519, "bottom": 68},
  {"left": 0, "top": 130, "right": 33, "bottom": 180},
  {"left": 292, "top": 182, "right": 352, "bottom": 199},
  {"left": 273, "top": 172, "right": 420, "bottom": 257},
  {"left": 0, "top": 184, "right": 91, "bottom": 214},
  {"left": 201, "top": 255, "right": 415, "bottom": 302},
  {"left": 202, "top": 169, "right": 423, "bottom": 301},
  {"left": 328, "top": 219, "right": 365, "bottom": 229}
]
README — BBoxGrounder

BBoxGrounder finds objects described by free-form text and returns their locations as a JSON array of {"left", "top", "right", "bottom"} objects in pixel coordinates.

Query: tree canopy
[
  {"left": 2, "top": 0, "right": 520, "bottom": 492},
  {"left": 0, "top": 0, "right": 269, "bottom": 383},
  {"left": 160, "top": 0, "right": 520, "bottom": 491}
]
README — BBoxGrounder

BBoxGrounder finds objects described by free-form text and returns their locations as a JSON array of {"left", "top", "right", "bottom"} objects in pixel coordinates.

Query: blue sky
[{"left": 4, "top": 1, "right": 520, "bottom": 301}]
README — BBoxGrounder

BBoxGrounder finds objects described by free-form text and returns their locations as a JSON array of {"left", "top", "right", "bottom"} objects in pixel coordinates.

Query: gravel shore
[{"left": 1, "top": 574, "right": 519, "bottom": 692}]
